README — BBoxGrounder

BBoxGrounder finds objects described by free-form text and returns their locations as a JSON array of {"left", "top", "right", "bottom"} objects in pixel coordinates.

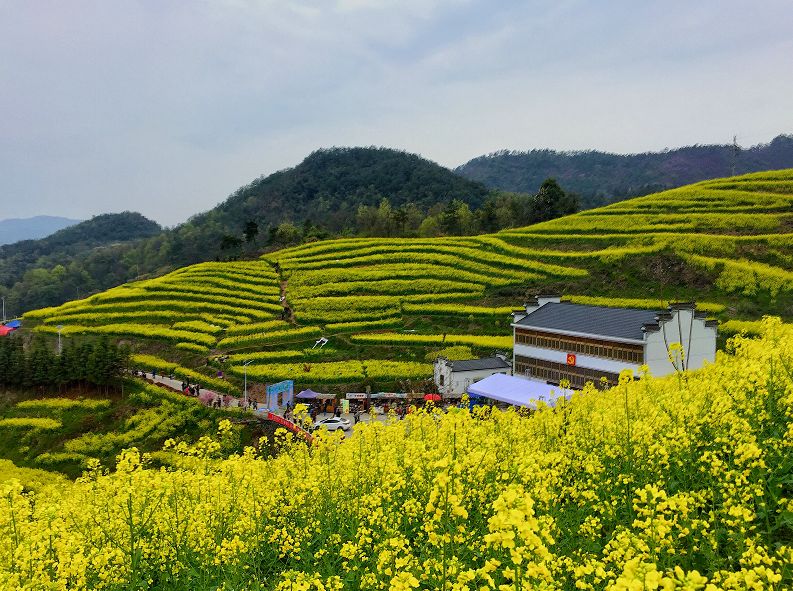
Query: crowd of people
[{"left": 135, "top": 368, "right": 464, "bottom": 429}]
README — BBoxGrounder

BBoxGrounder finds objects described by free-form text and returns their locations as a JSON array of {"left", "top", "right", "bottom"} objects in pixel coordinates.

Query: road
[{"left": 140, "top": 371, "right": 390, "bottom": 428}]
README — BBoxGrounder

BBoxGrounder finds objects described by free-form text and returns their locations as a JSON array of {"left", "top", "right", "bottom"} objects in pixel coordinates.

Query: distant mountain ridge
[
  {"left": 0, "top": 216, "right": 82, "bottom": 245},
  {"left": 0, "top": 212, "right": 161, "bottom": 316},
  {"left": 456, "top": 134, "right": 793, "bottom": 208}
]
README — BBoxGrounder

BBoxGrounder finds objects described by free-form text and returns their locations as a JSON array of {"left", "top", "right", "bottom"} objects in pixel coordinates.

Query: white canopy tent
[{"left": 467, "top": 373, "right": 571, "bottom": 409}]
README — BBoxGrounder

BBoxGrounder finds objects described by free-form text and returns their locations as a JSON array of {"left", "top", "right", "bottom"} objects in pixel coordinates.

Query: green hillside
[
  {"left": 0, "top": 382, "right": 270, "bottom": 478},
  {"left": 0, "top": 148, "right": 502, "bottom": 319},
  {"left": 0, "top": 215, "right": 82, "bottom": 245},
  {"left": 457, "top": 133, "right": 793, "bottom": 208},
  {"left": 21, "top": 169, "right": 793, "bottom": 392},
  {"left": 0, "top": 212, "right": 162, "bottom": 315}
]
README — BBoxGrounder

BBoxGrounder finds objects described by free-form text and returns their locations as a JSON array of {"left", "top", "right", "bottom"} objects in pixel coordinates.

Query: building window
[
  {"left": 514, "top": 355, "right": 620, "bottom": 389},
  {"left": 439, "top": 375, "right": 444, "bottom": 386},
  {"left": 515, "top": 329, "right": 644, "bottom": 363}
]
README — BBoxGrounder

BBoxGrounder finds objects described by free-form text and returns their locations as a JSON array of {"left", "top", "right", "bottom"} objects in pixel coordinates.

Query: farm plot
[
  {"left": 26, "top": 261, "right": 283, "bottom": 350},
  {"left": 21, "top": 170, "right": 793, "bottom": 388}
]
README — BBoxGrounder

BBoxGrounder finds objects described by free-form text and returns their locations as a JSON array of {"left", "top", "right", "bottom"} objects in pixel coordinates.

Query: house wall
[
  {"left": 434, "top": 359, "right": 453, "bottom": 396},
  {"left": 644, "top": 309, "right": 717, "bottom": 377},
  {"left": 513, "top": 344, "right": 641, "bottom": 376},
  {"left": 433, "top": 360, "right": 511, "bottom": 396}
]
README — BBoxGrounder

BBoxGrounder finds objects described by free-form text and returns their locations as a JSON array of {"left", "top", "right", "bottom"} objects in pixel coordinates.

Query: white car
[{"left": 313, "top": 417, "right": 352, "bottom": 432}]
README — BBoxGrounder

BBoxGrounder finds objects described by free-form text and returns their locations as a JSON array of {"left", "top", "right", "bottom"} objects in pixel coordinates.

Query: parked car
[{"left": 312, "top": 417, "right": 352, "bottom": 432}]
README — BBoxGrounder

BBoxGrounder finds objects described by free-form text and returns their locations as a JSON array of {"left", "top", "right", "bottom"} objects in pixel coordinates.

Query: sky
[{"left": 1, "top": 1, "right": 792, "bottom": 226}]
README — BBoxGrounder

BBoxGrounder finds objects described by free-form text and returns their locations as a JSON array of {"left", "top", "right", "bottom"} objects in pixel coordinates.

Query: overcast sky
[{"left": 1, "top": 1, "right": 792, "bottom": 226}]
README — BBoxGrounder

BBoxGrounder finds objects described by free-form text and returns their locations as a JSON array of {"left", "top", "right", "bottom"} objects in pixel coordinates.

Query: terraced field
[
  {"left": 23, "top": 170, "right": 793, "bottom": 391},
  {"left": 26, "top": 262, "right": 283, "bottom": 353},
  {"left": 0, "top": 382, "right": 261, "bottom": 478}
]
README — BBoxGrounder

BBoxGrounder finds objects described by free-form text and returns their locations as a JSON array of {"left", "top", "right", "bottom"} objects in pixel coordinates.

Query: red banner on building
[{"left": 566, "top": 353, "right": 576, "bottom": 366}]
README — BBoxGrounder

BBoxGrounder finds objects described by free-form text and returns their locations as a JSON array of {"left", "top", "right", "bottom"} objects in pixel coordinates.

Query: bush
[
  {"left": 425, "top": 346, "right": 475, "bottom": 362},
  {"left": 218, "top": 326, "right": 323, "bottom": 349},
  {"left": 351, "top": 332, "right": 513, "bottom": 349}
]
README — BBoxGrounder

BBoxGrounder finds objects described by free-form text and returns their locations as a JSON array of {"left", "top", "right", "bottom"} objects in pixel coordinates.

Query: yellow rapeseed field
[{"left": 1, "top": 318, "right": 791, "bottom": 590}]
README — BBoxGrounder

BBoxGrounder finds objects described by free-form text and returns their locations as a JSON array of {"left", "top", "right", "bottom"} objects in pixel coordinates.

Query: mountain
[
  {"left": 456, "top": 134, "right": 793, "bottom": 208},
  {"left": 0, "top": 212, "right": 161, "bottom": 316},
  {"left": 212, "top": 146, "right": 490, "bottom": 228},
  {"left": 6, "top": 141, "right": 792, "bottom": 320},
  {"left": 21, "top": 169, "right": 793, "bottom": 395},
  {"left": 6, "top": 167, "right": 792, "bottom": 507},
  {"left": 0, "top": 216, "right": 82, "bottom": 245},
  {"left": 0, "top": 148, "right": 497, "bottom": 317},
  {"left": 156, "top": 146, "right": 494, "bottom": 265}
]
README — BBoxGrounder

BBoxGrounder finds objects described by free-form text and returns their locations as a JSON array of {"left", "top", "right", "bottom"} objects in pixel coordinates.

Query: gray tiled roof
[
  {"left": 515, "top": 302, "right": 660, "bottom": 341},
  {"left": 450, "top": 357, "right": 512, "bottom": 372}
]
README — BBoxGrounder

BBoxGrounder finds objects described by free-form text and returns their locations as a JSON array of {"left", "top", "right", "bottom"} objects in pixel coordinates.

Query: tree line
[
  {"left": 0, "top": 336, "right": 129, "bottom": 391},
  {"left": 456, "top": 134, "right": 793, "bottom": 209},
  {"left": 263, "top": 178, "right": 578, "bottom": 244}
]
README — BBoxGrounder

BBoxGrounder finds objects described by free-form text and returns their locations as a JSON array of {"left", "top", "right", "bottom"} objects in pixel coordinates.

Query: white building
[
  {"left": 512, "top": 296, "right": 717, "bottom": 389},
  {"left": 434, "top": 355, "right": 512, "bottom": 397}
]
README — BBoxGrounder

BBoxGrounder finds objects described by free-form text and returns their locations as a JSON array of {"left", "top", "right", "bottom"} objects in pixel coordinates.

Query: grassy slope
[
  {"left": 0, "top": 382, "right": 273, "bottom": 480},
  {"left": 19, "top": 169, "right": 793, "bottom": 393}
]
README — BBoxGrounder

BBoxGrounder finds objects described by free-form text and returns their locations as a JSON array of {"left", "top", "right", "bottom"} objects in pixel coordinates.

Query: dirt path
[
  {"left": 142, "top": 373, "right": 251, "bottom": 408},
  {"left": 279, "top": 279, "right": 295, "bottom": 323}
]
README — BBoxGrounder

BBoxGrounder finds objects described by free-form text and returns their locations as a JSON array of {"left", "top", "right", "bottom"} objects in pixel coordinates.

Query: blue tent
[{"left": 4, "top": 320, "right": 20, "bottom": 329}]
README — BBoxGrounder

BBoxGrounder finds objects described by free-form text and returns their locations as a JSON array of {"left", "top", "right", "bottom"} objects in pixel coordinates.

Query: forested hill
[
  {"left": 207, "top": 146, "right": 490, "bottom": 230},
  {"left": 0, "top": 212, "right": 161, "bottom": 315},
  {"left": 457, "top": 134, "right": 793, "bottom": 208}
]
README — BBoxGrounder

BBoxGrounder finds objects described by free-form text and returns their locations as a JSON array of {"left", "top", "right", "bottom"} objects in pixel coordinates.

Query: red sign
[
  {"left": 267, "top": 412, "right": 294, "bottom": 429},
  {"left": 566, "top": 353, "right": 576, "bottom": 366}
]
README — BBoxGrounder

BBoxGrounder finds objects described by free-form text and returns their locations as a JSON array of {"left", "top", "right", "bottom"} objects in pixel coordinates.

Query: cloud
[{"left": 0, "top": 0, "right": 791, "bottom": 225}]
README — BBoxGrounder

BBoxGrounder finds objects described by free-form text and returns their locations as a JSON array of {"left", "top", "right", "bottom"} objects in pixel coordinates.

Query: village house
[
  {"left": 434, "top": 355, "right": 512, "bottom": 397},
  {"left": 511, "top": 296, "right": 718, "bottom": 389}
]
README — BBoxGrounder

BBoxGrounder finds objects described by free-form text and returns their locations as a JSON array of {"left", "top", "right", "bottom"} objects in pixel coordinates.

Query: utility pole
[
  {"left": 1, "top": 296, "right": 5, "bottom": 323},
  {"left": 731, "top": 135, "right": 739, "bottom": 177},
  {"left": 57, "top": 325, "right": 63, "bottom": 354}
]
